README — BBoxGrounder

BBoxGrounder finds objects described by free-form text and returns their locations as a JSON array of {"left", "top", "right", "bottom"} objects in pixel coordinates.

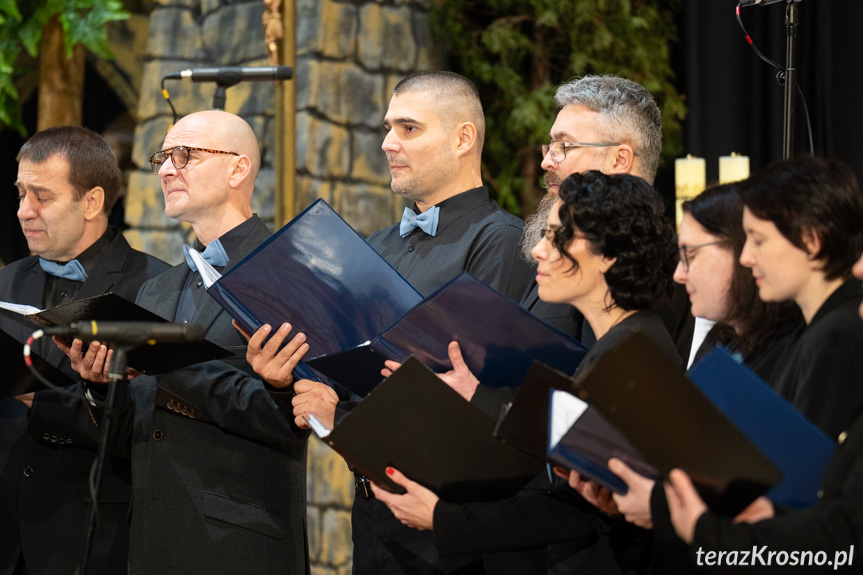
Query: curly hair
[
  {"left": 683, "top": 184, "right": 801, "bottom": 360},
  {"left": 553, "top": 171, "right": 677, "bottom": 311}
]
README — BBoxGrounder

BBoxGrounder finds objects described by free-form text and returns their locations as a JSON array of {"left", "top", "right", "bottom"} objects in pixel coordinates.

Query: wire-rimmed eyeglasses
[
  {"left": 678, "top": 241, "right": 726, "bottom": 271},
  {"left": 541, "top": 140, "right": 640, "bottom": 164}
]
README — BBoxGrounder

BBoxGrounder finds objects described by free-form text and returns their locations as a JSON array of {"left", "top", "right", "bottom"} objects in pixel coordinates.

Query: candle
[
  {"left": 675, "top": 155, "right": 706, "bottom": 229},
  {"left": 719, "top": 152, "right": 750, "bottom": 184}
]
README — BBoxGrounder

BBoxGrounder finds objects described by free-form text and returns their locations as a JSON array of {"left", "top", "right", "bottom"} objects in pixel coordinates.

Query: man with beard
[
  {"left": 517, "top": 74, "right": 664, "bottom": 343},
  {"left": 378, "top": 75, "right": 685, "bottom": 575}
]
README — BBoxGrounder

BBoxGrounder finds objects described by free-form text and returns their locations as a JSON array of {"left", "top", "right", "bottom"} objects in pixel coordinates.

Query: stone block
[
  {"left": 124, "top": 170, "right": 172, "bottom": 229},
  {"left": 295, "top": 56, "right": 313, "bottom": 110},
  {"left": 334, "top": 182, "right": 394, "bottom": 236},
  {"left": 251, "top": 167, "right": 276, "bottom": 220},
  {"left": 296, "top": 113, "right": 351, "bottom": 178},
  {"left": 307, "top": 505, "right": 321, "bottom": 562},
  {"left": 358, "top": 4, "right": 416, "bottom": 72},
  {"left": 307, "top": 435, "right": 354, "bottom": 506},
  {"left": 132, "top": 117, "right": 173, "bottom": 172},
  {"left": 412, "top": 9, "right": 435, "bottom": 70},
  {"left": 147, "top": 7, "right": 202, "bottom": 60},
  {"left": 296, "top": 0, "right": 323, "bottom": 56},
  {"left": 138, "top": 60, "right": 219, "bottom": 122},
  {"left": 223, "top": 70, "right": 278, "bottom": 117},
  {"left": 317, "top": 0, "right": 358, "bottom": 60},
  {"left": 308, "top": 61, "right": 385, "bottom": 128},
  {"left": 350, "top": 128, "right": 390, "bottom": 186},
  {"left": 320, "top": 508, "right": 353, "bottom": 567},
  {"left": 201, "top": 2, "right": 268, "bottom": 65},
  {"left": 122, "top": 228, "right": 187, "bottom": 265}
]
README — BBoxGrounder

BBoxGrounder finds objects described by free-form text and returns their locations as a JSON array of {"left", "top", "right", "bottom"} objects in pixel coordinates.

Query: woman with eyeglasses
[
  {"left": 370, "top": 170, "right": 680, "bottom": 574},
  {"left": 609, "top": 156, "right": 863, "bottom": 573},
  {"left": 674, "top": 184, "right": 801, "bottom": 380}
]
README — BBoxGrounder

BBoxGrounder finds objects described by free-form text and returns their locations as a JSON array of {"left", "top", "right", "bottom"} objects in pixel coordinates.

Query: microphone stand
[
  {"left": 76, "top": 346, "right": 128, "bottom": 575},
  {"left": 213, "top": 77, "right": 242, "bottom": 110},
  {"left": 782, "top": 0, "right": 799, "bottom": 159}
]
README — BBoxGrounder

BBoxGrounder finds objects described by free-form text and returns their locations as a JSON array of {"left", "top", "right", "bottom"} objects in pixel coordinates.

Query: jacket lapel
[{"left": 192, "top": 217, "right": 271, "bottom": 334}]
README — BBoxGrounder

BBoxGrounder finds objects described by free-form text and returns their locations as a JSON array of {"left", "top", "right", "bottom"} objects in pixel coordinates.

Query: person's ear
[
  {"left": 599, "top": 255, "right": 617, "bottom": 274},
  {"left": 228, "top": 154, "right": 253, "bottom": 188},
  {"left": 608, "top": 145, "right": 637, "bottom": 176},
  {"left": 82, "top": 187, "right": 105, "bottom": 220},
  {"left": 801, "top": 227, "right": 822, "bottom": 260},
  {"left": 454, "top": 122, "right": 479, "bottom": 158}
]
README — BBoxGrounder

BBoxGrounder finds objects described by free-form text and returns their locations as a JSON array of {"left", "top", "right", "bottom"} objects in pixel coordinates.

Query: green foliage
[
  {"left": 0, "top": 0, "right": 129, "bottom": 136},
  {"left": 431, "top": 0, "right": 686, "bottom": 215}
]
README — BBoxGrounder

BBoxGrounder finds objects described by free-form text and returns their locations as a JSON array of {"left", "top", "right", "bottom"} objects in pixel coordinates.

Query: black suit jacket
[
  {"left": 89, "top": 217, "right": 311, "bottom": 575},
  {"left": 0, "top": 229, "right": 169, "bottom": 575}
]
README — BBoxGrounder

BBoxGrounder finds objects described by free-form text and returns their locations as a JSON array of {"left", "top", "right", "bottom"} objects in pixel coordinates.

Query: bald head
[
  {"left": 157, "top": 110, "right": 260, "bottom": 243},
  {"left": 173, "top": 110, "right": 261, "bottom": 182},
  {"left": 393, "top": 71, "right": 485, "bottom": 153}
]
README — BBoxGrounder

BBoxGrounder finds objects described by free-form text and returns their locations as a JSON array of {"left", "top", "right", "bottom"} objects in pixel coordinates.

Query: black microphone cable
[{"left": 736, "top": 2, "right": 814, "bottom": 155}]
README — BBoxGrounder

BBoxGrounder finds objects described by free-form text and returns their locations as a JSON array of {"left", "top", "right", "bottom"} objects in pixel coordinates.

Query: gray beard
[{"left": 520, "top": 191, "right": 557, "bottom": 263}]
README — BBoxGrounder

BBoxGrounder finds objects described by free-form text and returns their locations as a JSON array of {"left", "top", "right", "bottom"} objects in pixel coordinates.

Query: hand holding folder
[{"left": 307, "top": 357, "right": 543, "bottom": 504}]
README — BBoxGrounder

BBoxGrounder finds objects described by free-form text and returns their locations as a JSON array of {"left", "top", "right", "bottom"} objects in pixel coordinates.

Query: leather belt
[{"left": 354, "top": 472, "right": 373, "bottom": 499}]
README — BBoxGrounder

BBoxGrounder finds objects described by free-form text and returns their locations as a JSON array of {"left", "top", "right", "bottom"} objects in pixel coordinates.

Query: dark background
[{"left": 2, "top": 0, "right": 861, "bottom": 265}]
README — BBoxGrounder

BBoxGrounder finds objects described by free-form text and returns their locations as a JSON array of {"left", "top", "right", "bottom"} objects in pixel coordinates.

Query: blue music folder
[
  {"left": 687, "top": 346, "right": 836, "bottom": 509},
  {"left": 305, "top": 272, "right": 589, "bottom": 396},
  {"left": 204, "top": 199, "right": 423, "bottom": 379}
]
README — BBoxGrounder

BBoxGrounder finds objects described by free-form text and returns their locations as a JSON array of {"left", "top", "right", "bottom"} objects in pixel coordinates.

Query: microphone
[
  {"left": 163, "top": 66, "right": 293, "bottom": 85},
  {"left": 43, "top": 321, "right": 206, "bottom": 345},
  {"left": 737, "top": 0, "right": 800, "bottom": 7}
]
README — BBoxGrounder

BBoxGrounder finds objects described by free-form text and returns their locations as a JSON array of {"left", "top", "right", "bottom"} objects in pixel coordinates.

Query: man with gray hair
[
  {"left": 379, "top": 75, "right": 687, "bottom": 575},
  {"left": 520, "top": 74, "right": 665, "bottom": 343}
]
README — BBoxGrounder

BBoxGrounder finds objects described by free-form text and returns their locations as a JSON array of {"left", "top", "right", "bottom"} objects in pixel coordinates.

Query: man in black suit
[
  {"left": 0, "top": 126, "right": 169, "bottom": 574},
  {"left": 68, "top": 110, "right": 311, "bottom": 574}
]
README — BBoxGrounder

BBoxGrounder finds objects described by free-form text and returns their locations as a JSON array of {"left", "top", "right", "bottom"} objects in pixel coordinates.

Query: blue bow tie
[
  {"left": 183, "top": 239, "right": 229, "bottom": 272},
  {"left": 399, "top": 206, "right": 440, "bottom": 238},
  {"left": 39, "top": 258, "right": 88, "bottom": 282}
]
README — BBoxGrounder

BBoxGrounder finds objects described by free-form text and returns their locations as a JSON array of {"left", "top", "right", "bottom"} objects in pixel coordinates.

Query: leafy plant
[
  {"left": 0, "top": 0, "right": 129, "bottom": 136},
  {"left": 431, "top": 0, "right": 686, "bottom": 216}
]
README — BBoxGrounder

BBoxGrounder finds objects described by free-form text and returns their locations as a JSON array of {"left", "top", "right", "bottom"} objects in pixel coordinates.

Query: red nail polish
[{"left": 386, "top": 467, "right": 395, "bottom": 476}]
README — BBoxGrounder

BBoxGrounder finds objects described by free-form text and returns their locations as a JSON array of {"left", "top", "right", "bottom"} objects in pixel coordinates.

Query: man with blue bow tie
[
  {"left": 67, "top": 110, "right": 311, "bottom": 574},
  {"left": 289, "top": 71, "right": 534, "bottom": 575},
  {"left": 0, "top": 126, "right": 170, "bottom": 574}
]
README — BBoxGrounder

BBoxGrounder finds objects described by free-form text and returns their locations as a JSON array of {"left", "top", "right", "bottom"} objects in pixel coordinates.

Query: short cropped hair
[
  {"left": 740, "top": 155, "right": 863, "bottom": 281},
  {"left": 683, "top": 184, "right": 800, "bottom": 359},
  {"left": 553, "top": 171, "right": 676, "bottom": 311},
  {"left": 555, "top": 75, "right": 662, "bottom": 184},
  {"left": 393, "top": 71, "right": 485, "bottom": 150},
  {"left": 17, "top": 126, "right": 122, "bottom": 215}
]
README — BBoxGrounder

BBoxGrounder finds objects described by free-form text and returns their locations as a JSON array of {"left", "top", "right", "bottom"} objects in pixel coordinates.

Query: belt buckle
[{"left": 355, "top": 474, "right": 373, "bottom": 499}]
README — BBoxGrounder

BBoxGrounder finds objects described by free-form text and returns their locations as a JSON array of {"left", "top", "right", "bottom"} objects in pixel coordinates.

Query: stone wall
[{"left": 125, "top": 1, "right": 436, "bottom": 574}]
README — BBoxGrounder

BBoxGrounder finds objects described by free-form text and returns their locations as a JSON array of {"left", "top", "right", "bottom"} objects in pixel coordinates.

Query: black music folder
[
  {"left": 565, "top": 330, "right": 782, "bottom": 516},
  {"left": 0, "top": 293, "right": 229, "bottom": 375},
  {"left": 494, "top": 361, "right": 656, "bottom": 493},
  {"left": 308, "top": 357, "right": 543, "bottom": 504}
]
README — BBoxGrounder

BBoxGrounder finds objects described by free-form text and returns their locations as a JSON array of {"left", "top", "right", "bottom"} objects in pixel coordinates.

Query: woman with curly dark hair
[
  {"left": 534, "top": 170, "right": 680, "bottom": 370},
  {"left": 371, "top": 171, "right": 680, "bottom": 575}
]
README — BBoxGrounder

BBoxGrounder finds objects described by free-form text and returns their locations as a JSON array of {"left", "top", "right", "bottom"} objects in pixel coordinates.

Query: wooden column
[
  {"left": 37, "top": 15, "right": 85, "bottom": 131},
  {"left": 270, "top": 0, "right": 296, "bottom": 227}
]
